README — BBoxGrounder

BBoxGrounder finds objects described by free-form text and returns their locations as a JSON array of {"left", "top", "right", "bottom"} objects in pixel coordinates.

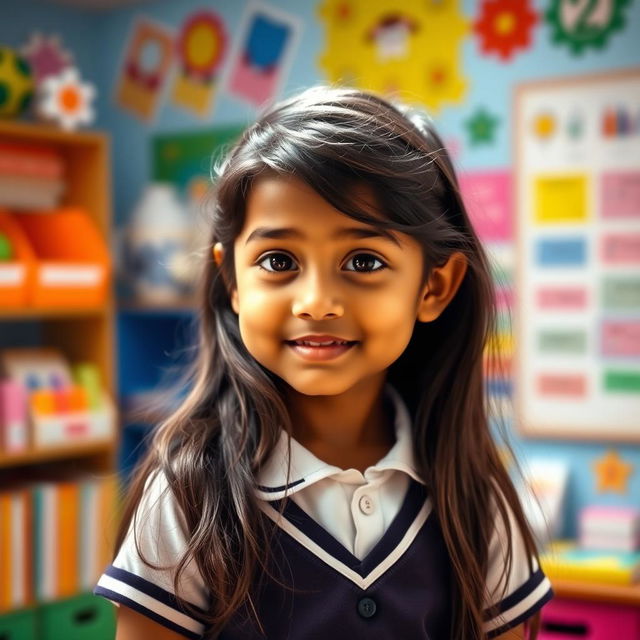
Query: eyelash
[{"left": 256, "top": 251, "right": 388, "bottom": 274}]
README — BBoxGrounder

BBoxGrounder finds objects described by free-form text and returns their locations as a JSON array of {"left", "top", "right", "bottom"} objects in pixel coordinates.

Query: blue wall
[{"left": 4, "top": 0, "right": 640, "bottom": 537}]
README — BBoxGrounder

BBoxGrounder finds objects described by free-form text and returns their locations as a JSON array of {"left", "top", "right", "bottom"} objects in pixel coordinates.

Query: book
[{"left": 540, "top": 540, "right": 640, "bottom": 585}]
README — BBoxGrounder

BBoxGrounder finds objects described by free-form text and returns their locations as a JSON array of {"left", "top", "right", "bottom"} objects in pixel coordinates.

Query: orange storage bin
[
  {"left": 12, "top": 208, "right": 111, "bottom": 308},
  {"left": 0, "top": 210, "right": 36, "bottom": 308}
]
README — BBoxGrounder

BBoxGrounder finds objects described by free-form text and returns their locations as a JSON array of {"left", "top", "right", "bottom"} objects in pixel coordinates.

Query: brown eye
[
  {"left": 257, "top": 252, "right": 298, "bottom": 272},
  {"left": 344, "top": 253, "right": 386, "bottom": 273}
]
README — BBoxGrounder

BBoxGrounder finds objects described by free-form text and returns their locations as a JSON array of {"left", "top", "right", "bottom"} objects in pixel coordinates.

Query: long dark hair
[{"left": 115, "top": 86, "right": 540, "bottom": 638}]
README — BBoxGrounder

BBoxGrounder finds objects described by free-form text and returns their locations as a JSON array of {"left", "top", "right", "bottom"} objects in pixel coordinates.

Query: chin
[{"left": 283, "top": 376, "right": 356, "bottom": 398}]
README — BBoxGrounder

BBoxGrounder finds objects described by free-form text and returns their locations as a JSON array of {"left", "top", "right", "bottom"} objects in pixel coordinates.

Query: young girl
[{"left": 95, "top": 87, "right": 553, "bottom": 639}]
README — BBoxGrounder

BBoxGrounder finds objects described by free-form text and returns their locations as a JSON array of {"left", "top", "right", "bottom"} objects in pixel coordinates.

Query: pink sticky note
[
  {"left": 537, "top": 286, "right": 587, "bottom": 310},
  {"left": 601, "top": 171, "right": 640, "bottom": 219},
  {"left": 537, "top": 374, "right": 587, "bottom": 397},
  {"left": 602, "top": 321, "right": 640, "bottom": 357},
  {"left": 459, "top": 171, "right": 512, "bottom": 242},
  {"left": 602, "top": 233, "right": 640, "bottom": 265}
]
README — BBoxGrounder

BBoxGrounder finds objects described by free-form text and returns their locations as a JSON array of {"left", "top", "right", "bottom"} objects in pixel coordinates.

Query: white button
[{"left": 359, "top": 494, "right": 375, "bottom": 515}]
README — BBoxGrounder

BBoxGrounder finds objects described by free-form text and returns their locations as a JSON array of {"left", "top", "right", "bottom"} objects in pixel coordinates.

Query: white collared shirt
[{"left": 255, "top": 384, "right": 421, "bottom": 559}]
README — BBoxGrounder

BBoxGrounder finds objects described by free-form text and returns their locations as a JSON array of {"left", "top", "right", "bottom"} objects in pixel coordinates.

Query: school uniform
[{"left": 94, "top": 385, "right": 553, "bottom": 639}]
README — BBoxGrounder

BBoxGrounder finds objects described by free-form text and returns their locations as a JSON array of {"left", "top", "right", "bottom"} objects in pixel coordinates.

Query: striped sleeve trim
[
  {"left": 93, "top": 565, "right": 207, "bottom": 639},
  {"left": 484, "top": 569, "right": 554, "bottom": 637}
]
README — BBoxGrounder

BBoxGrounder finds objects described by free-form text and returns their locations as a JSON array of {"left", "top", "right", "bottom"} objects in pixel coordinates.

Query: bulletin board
[{"left": 514, "top": 68, "right": 640, "bottom": 442}]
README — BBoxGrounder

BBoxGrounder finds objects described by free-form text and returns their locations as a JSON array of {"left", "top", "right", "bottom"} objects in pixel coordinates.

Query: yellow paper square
[{"left": 534, "top": 174, "right": 588, "bottom": 224}]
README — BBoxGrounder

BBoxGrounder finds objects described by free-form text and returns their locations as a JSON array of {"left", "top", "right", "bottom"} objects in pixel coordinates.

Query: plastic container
[
  {"left": 12, "top": 208, "right": 111, "bottom": 308},
  {"left": 0, "top": 607, "right": 37, "bottom": 640},
  {"left": 40, "top": 592, "right": 116, "bottom": 640},
  {"left": 0, "top": 210, "right": 36, "bottom": 308}
]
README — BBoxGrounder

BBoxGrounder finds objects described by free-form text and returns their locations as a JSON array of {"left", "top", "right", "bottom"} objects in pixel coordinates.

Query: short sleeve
[
  {"left": 93, "top": 471, "right": 209, "bottom": 639},
  {"left": 482, "top": 494, "right": 554, "bottom": 637}
]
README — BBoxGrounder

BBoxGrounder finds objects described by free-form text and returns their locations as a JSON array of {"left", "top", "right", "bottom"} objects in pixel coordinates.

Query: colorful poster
[
  {"left": 318, "top": 0, "right": 468, "bottom": 113},
  {"left": 171, "top": 11, "right": 228, "bottom": 118},
  {"left": 514, "top": 69, "right": 640, "bottom": 441},
  {"left": 115, "top": 18, "right": 174, "bottom": 122},
  {"left": 224, "top": 2, "right": 301, "bottom": 108}
]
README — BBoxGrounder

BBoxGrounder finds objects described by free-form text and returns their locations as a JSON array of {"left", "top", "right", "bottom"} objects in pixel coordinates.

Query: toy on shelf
[
  {"left": 21, "top": 33, "right": 74, "bottom": 85},
  {"left": 0, "top": 348, "right": 115, "bottom": 451},
  {"left": 36, "top": 67, "right": 95, "bottom": 131},
  {"left": 124, "top": 183, "right": 195, "bottom": 304},
  {"left": 0, "top": 46, "right": 34, "bottom": 119},
  {"left": 579, "top": 506, "right": 640, "bottom": 553},
  {"left": 0, "top": 141, "right": 66, "bottom": 210}
]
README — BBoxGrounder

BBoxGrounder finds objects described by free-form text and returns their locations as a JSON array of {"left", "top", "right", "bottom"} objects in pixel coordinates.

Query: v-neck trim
[{"left": 260, "top": 479, "right": 432, "bottom": 590}]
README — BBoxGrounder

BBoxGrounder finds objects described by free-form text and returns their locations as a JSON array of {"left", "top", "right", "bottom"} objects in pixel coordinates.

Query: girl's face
[{"left": 225, "top": 175, "right": 442, "bottom": 398}]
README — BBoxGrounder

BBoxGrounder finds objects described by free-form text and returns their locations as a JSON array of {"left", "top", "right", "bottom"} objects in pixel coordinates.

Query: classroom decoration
[
  {"left": 545, "top": 0, "right": 631, "bottom": 55},
  {"left": 0, "top": 47, "right": 34, "bottom": 118},
  {"left": 318, "top": 0, "right": 468, "bottom": 112},
  {"left": 0, "top": 143, "right": 65, "bottom": 210},
  {"left": 20, "top": 33, "right": 73, "bottom": 84},
  {"left": 593, "top": 449, "right": 634, "bottom": 494},
  {"left": 115, "top": 18, "right": 174, "bottom": 122},
  {"left": 36, "top": 67, "right": 95, "bottom": 131},
  {"left": 171, "top": 10, "right": 228, "bottom": 118},
  {"left": 514, "top": 69, "right": 640, "bottom": 441},
  {"left": 224, "top": 2, "right": 301, "bottom": 108},
  {"left": 473, "top": 0, "right": 538, "bottom": 62},
  {"left": 464, "top": 106, "right": 500, "bottom": 145}
]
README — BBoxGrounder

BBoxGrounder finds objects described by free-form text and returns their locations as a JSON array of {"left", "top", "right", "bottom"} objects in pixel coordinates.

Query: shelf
[
  {"left": 551, "top": 578, "right": 640, "bottom": 607},
  {"left": 0, "top": 305, "right": 111, "bottom": 320},
  {"left": 0, "top": 120, "right": 107, "bottom": 146},
  {"left": 118, "top": 296, "right": 197, "bottom": 314},
  {"left": 0, "top": 439, "right": 117, "bottom": 469}
]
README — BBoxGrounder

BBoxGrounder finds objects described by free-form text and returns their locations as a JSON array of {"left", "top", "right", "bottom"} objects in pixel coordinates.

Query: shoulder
[{"left": 483, "top": 485, "right": 553, "bottom": 638}]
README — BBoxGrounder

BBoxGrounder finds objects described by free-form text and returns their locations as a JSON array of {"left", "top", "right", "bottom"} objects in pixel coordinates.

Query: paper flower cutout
[
  {"left": 38, "top": 67, "right": 95, "bottom": 131},
  {"left": 474, "top": 0, "right": 538, "bottom": 61},
  {"left": 21, "top": 33, "right": 73, "bottom": 84},
  {"left": 546, "top": 0, "right": 631, "bottom": 55},
  {"left": 465, "top": 107, "right": 500, "bottom": 145},
  {"left": 593, "top": 449, "right": 634, "bottom": 494}
]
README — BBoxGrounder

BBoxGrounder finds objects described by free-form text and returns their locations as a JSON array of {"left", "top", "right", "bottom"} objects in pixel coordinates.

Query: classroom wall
[{"left": 3, "top": 0, "right": 640, "bottom": 538}]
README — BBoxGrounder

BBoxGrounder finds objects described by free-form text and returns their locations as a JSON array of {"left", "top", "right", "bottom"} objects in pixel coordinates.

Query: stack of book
[
  {"left": 0, "top": 475, "right": 116, "bottom": 612},
  {"left": 540, "top": 540, "right": 640, "bottom": 585},
  {"left": 0, "top": 143, "right": 66, "bottom": 210}
]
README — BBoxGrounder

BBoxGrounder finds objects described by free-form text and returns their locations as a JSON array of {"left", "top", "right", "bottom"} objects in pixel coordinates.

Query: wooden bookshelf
[{"left": 552, "top": 578, "right": 640, "bottom": 607}]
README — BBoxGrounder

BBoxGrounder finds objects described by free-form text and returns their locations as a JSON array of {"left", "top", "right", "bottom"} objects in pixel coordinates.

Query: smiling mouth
[{"left": 285, "top": 340, "right": 358, "bottom": 361}]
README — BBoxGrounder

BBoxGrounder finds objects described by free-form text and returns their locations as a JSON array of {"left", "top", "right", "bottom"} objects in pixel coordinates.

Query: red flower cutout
[{"left": 474, "top": 0, "right": 538, "bottom": 62}]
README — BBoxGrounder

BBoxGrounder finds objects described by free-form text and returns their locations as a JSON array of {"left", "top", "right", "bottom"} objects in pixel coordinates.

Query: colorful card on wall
[
  {"left": 171, "top": 11, "right": 228, "bottom": 118},
  {"left": 224, "top": 2, "right": 301, "bottom": 108},
  {"left": 115, "top": 18, "right": 174, "bottom": 123},
  {"left": 514, "top": 69, "right": 640, "bottom": 441},
  {"left": 318, "top": 0, "right": 468, "bottom": 113}
]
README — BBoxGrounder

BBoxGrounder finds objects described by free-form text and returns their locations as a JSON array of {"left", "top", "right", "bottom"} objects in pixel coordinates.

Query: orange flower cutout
[{"left": 474, "top": 0, "right": 538, "bottom": 62}]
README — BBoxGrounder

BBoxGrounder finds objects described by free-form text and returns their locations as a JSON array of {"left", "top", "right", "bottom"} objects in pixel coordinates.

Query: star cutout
[
  {"left": 593, "top": 449, "right": 634, "bottom": 494},
  {"left": 465, "top": 107, "right": 500, "bottom": 145}
]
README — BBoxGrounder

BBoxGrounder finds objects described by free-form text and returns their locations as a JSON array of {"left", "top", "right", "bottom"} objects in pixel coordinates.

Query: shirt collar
[{"left": 255, "top": 384, "right": 423, "bottom": 501}]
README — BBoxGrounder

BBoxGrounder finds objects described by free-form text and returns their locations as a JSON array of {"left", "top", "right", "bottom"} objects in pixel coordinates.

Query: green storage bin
[
  {"left": 0, "top": 607, "right": 37, "bottom": 640},
  {"left": 40, "top": 593, "right": 115, "bottom": 640}
]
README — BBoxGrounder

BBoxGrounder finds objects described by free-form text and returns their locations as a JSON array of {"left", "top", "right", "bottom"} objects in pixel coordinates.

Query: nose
[{"left": 291, "top": 270, "right": 344, "bottom": 320}]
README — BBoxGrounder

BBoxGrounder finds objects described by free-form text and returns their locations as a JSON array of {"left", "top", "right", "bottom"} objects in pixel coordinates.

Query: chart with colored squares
[{"left": 514, "top": 69, "right": 640, "bottom": 441}]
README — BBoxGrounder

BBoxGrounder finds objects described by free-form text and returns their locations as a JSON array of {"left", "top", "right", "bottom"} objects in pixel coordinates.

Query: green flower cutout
[
  {"left": 546, "top": 0, "right": 631, "bottom": 55},
  {"left": 465, "top": 107, "right": 500, "bottom": 145}
]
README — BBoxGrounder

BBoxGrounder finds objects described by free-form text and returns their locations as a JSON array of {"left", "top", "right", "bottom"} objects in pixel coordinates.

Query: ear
[
  {"left": 416, "top": 252, "right": 468, "bottom": 323},
  {"left": 213, "top": 242, "right": 239, "bottom": 314}
]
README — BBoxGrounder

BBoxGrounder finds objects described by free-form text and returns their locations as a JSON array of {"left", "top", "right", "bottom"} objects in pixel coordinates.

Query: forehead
[{"left": 238, "top": 175, "right": 386, "bottom": 240}]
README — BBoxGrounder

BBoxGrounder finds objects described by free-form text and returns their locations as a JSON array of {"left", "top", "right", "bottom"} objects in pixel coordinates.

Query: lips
[
  {"left": 286, "top": 334, "right": 357, "bottom": 347},
  {"left": 285, "top": 335, "right": 358, "bottom": 361}
]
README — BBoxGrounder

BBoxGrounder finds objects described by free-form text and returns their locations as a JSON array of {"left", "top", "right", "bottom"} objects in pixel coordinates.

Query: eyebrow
[{"left": 244, "top": 226, "right": 401, "bottom": 247}]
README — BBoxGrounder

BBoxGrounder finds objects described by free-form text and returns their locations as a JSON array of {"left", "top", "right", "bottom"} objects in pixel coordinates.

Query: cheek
[{"left": 236, "top": 288, "right": 287, "bottom": 351}]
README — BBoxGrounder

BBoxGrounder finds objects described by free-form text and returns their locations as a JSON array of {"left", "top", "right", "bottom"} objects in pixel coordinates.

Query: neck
[{"left": 284, "top": 374, "right": 395, "bottom": 471}]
